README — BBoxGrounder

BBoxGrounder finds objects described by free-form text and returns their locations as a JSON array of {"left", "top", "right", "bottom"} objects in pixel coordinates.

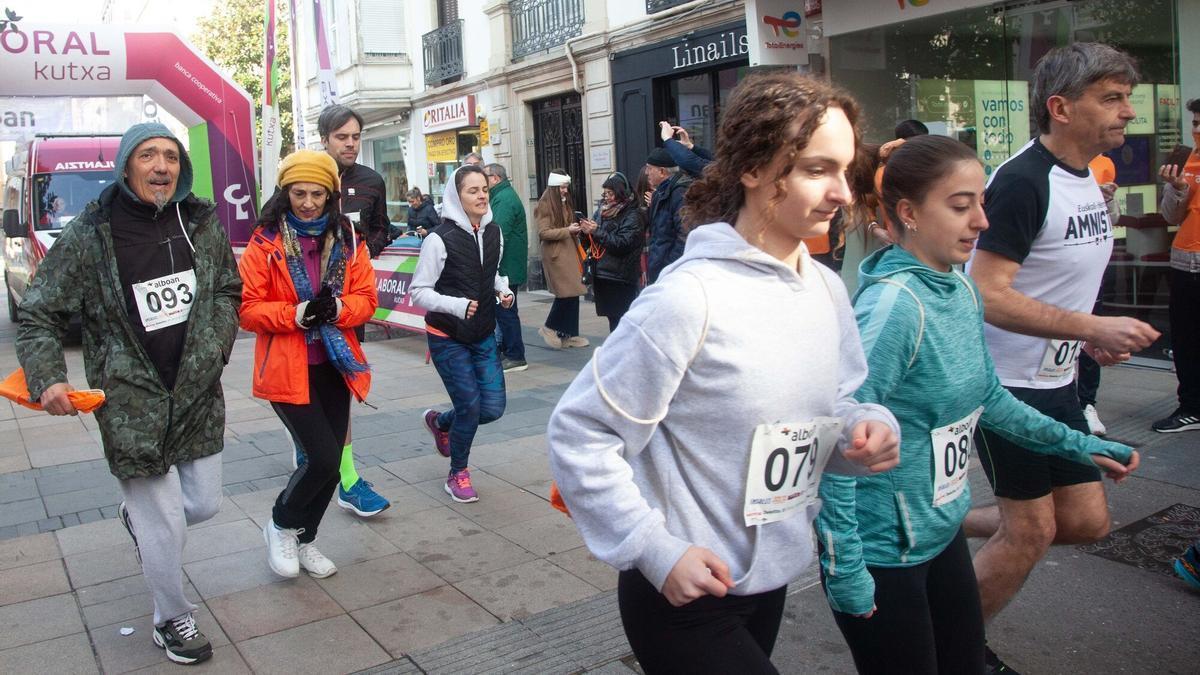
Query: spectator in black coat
[{"left": 580, "top": 173, "right": 644, "bottom": 332}]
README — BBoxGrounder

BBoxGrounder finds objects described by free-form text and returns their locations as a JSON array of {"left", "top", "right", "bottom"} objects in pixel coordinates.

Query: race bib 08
[
  {"left": 743, "top": 417, "right": 843, "bottom": 527},
  {"left": 132, "top": 269, "right": 196, "bottom": 332},
  {"left": 930, "top": 406, "right": 984, "bottom": 507},
  {"left": 1035, "top": 339, "right": 1081, "bottom": 383}
]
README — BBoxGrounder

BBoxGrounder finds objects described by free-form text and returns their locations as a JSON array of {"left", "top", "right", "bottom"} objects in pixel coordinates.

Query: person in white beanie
[{"left": 535, "top": 171, "right": 589, "bottom": 348}]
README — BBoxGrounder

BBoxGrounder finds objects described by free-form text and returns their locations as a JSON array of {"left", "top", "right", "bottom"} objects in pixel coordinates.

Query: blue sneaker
[
  {"left": 1175, "top": 544, "right": 1200, "bottom": 591},
  {"left": 336, "top": 478, "right": 390, "bottom": 517},
  {"left": 293, "top": 439, "right": 307, "bottom": 470}
]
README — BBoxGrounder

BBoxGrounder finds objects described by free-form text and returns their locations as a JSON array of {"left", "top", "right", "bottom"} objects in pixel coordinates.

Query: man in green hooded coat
[{"left": 16, "top": 122, "right": 242, "bottom": 666}]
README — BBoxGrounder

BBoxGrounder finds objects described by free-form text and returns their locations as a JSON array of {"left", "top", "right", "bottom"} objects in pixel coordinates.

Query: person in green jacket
[
  {"left": 16, "top": 123, "right": 242, "bottom": 666},
  {"left": 485, "top": 163, "right": 529, "bottom": 372},
  {"left": 815, "top": 135, "right": 1139, "bottom": 674}
]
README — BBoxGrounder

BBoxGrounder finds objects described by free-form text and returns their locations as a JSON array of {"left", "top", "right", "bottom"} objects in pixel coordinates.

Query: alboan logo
[
  {"left": 898, "top": 0, "right": 930, "bottom": 8},
  {"left": 763, "top": 11, "right": 802, "bottom": 38}
]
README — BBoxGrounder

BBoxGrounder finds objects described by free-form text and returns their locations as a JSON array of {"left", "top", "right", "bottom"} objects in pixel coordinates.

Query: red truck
[{"left": 2, "top": 134, "right": 122, "bottom": 320}]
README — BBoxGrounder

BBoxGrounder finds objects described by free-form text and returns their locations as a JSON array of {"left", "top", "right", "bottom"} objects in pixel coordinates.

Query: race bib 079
[
  {"left": 132, "top": 269, "right": 196, "bottom": 332},
  {"left": 743, "top": 417, "right": 843, "bottom": 527},
  {"left": 930, "top": 406, "right": 984, "bottom": 507}
]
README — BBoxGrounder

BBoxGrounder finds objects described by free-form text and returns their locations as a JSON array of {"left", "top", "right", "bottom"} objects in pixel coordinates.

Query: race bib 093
[{"left": 132, "top": 269, "right": 196, "bottom": 332}]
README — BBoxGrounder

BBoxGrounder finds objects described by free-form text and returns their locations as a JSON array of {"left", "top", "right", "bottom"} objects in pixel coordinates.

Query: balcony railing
[
  {"left": 646, "top": 0, "right": 690, "bottom": 13},
  {"left": 510, "top": 0, "right": 584, "bottom": 60},
  {"left": 422, "top": 20, "right": 464, "bottom": 87}
]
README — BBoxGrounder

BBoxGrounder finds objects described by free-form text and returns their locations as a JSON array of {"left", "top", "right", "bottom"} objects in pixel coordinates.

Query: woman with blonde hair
[{"left": 535, "top": 171, "right": 588, "bottom": 348}]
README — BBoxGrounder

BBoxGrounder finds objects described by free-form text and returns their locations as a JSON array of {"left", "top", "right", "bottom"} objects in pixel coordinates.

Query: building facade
[{"left": 291, "top": 0, "right": 1200, "bottom": 320}]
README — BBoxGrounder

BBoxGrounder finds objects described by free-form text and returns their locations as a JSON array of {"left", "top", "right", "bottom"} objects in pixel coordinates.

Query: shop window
[
  {"left": 369, "top": 135, "right": 408, "bottom": 222},
  {"left": 427, "top": 129, "right": 481, "bottom": 202},
  {"left": 828, "top": 0, "right": 1180, "bottom": 364}
]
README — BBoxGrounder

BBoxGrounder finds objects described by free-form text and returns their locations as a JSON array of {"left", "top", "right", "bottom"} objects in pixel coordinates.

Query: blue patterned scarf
[{"left": 280, "top": 213, "right": 369, "bottom": 375}]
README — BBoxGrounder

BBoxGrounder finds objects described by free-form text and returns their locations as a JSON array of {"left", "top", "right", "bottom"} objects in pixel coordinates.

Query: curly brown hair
[{"left": 683, "top": 72, "right": 862, "bottom": 230}]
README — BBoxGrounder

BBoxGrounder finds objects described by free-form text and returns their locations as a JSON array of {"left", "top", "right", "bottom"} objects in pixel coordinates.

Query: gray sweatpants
[{"left": 118, "top": 452, "right": 223, "bottom": 626}]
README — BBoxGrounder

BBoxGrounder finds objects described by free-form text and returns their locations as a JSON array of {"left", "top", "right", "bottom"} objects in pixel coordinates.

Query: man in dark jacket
[
  {"left": 16, "top": 123, "right": 241, "bottom": 666},
  {"left": 315, "top": 104, "right": 391, "bottom": 516},
  {"left": 486, "top": 163, "right": 529, "bottom": 372},
  {"left": 646, "top": 121, "right": 712, "bottom": 283}
]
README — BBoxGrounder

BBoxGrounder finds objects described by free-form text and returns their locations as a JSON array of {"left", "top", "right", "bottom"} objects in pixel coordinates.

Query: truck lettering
[{"left": 52, "top": 161, "right": 116, "bottom": 171}]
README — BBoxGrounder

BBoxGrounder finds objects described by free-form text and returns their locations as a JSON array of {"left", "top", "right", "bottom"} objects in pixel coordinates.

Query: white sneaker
[
  {"left": 1083, "top": 404, "right": 1107, "bottom": 436},
  {"left": 263, "top": 520, "right": 301, "bottom": 578},
  {"left": 298, "top": 543, "right": 338, "bottom": 578}
]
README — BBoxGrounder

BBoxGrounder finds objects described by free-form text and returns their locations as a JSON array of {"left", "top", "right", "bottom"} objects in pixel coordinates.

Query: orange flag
[{"left": 0, "top": 369, "right": 105, "bottom": 413}]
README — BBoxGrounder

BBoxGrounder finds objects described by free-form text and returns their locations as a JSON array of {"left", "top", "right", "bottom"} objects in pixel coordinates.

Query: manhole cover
[{"left": 1079, "top": 503, "right": 1200, "bottom": 577}]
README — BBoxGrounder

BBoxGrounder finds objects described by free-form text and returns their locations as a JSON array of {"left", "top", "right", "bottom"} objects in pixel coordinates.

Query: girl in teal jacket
[{"left": 815, "top": 135, "right": 1139, "bottom": 674}]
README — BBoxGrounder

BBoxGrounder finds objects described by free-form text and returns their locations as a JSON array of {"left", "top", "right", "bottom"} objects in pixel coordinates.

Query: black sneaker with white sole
[
  {"left": 1152, "top": 408, "right": 1200, "bottom": 433},
  {"left": 153, "top": 613, "right": 213, "bottom": 665},
  {"left": 117, "top": 502, "right": 142, "bottom": 565}
]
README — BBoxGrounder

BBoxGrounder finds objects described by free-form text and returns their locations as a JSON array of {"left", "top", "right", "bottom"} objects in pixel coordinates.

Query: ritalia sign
[
  {"left": 421, "top": 95, "right": 476, "bottom": 133},
  {"left": 746, "top": 0, "right": 808, "bottom": 67}
]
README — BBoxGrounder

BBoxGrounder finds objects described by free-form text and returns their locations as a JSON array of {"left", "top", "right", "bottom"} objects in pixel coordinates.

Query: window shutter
[{"left": 360, "top": 0, "right": 406, "bottom": 56}]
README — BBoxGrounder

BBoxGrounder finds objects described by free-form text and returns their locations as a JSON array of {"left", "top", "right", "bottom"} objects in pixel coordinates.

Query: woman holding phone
[{"left": 535, "top": 171, "right": 589, "bottom": 349}]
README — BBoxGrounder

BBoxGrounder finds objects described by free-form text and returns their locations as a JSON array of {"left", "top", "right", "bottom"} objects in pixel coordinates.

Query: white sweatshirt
[{"left": 547, "top": 222, "right": 899, "bottom": 596}]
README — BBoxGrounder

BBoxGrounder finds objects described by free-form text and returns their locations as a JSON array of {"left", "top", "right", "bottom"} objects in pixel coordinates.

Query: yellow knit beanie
[{"left": 277, "top": 150, "right": 340, "bottom": 192}]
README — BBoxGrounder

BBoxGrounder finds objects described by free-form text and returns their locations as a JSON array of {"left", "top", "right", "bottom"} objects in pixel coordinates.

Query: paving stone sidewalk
[{"left": 2, "top": 287, "right": 1198, "bottom": 673}]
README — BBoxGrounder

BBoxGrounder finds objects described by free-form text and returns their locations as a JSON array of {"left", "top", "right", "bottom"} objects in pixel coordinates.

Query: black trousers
[
  {"left": 1170, "top": 268, "right": 1200, "bottom": 412},
  {"left": 825, "top": 530, "right": 985, "bottom": 675},
  {"left": 271, "top": 363, "right": 351, "bottom": 544},
  {"left": 618, "top": 569, "right": 786, "bottom": 675},
  {"left": 545, "top": 296, "right": 580, "bottom": 337}
]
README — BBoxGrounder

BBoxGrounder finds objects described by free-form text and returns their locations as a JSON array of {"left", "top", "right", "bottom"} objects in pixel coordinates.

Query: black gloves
[{"left": 300, "top": 286, "right": 338, "bottom": 328}]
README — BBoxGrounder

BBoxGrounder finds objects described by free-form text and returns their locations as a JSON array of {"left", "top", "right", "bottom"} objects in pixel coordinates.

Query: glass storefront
[
  {"left": 369, "top": 135, "right": 409, "bottom": 224},
  {"left": 662, "top": 68, "right": 749, "bottom": 152},
  {"left": 830, "top": 0, "right": 1182, "bottom": 363},
  {"left": 426, "top": 128, "right": 481, "bottom": 203}
]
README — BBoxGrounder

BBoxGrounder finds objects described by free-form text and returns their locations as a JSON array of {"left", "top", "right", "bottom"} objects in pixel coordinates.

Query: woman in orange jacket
[{"left": 238, "top": 150, "right": 377, "bottom": 580}]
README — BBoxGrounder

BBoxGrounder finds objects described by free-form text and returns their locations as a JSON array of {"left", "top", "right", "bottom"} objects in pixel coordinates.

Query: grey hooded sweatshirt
[{"left": 548, "top": 222, "right": 900, "bottom": 595}]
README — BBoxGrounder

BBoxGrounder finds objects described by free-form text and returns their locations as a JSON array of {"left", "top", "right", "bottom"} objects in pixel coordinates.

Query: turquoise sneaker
[{"left": 336, "top": 478, "right": 390, "bottom": 517}]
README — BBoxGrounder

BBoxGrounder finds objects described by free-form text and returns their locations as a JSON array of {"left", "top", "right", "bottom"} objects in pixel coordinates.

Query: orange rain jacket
[{"left": 238, "top": 222, "right": 377, "bottom": 405}]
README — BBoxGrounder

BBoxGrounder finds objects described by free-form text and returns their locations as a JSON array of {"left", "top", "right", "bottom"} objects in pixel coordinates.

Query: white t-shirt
[{"left": 966, "top": 138, "right": 1113, "bottom": 389}]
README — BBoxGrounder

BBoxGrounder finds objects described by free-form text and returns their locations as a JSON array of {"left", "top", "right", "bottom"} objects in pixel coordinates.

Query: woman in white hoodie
[
  {"left": 547, "top": 73, "right": 902, "bottom": 674},
  {"left": 411, "top": 165, "right": 513, "bottom": 503}
]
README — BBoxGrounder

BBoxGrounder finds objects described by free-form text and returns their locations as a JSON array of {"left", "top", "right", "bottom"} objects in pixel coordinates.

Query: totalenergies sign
[
  {"left": 746, "top": 0, "right": 807, "bottom": 67},
  {"left": 0, "top": 24, "right": 259, "bottom": 244}
]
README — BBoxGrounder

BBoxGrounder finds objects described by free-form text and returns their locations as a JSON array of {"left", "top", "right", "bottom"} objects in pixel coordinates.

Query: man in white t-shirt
[{"left": 963, "top": 43, "right": 1159, "bottom": 673}]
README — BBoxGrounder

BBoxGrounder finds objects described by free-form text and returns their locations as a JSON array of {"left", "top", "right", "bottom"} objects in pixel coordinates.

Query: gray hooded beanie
[{"left": 114, "top": 122, "right": 194, "bottom": 205}]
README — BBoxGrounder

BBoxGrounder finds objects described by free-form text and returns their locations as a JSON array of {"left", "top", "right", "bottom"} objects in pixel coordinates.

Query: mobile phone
[
  {"left": 574, "top": 210, "right": 585, "bottom": 222},
  {"left": 1165, "top": 144, "right": 1194, "bottom": 169}
]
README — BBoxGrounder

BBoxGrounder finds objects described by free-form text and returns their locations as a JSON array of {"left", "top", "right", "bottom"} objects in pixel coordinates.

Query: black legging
[
  {"left": 825, "top": 530, "right": 985, "bottom": 674},
  {"left": 618, "top": 569, "right": 786, "bottom": 675},
  {"left": 271, "top": 363, "right": 351, "bottom": 544}
]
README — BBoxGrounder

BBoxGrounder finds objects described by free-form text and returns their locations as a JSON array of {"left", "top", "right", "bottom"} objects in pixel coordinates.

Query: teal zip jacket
[{"left": 816, "top": 245, "right": 1132, "bottom": 615}]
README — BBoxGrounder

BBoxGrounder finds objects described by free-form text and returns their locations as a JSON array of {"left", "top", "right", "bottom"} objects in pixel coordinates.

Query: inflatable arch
[{"left": 0, "top": 24, "right": 259, "bottom": 243}]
